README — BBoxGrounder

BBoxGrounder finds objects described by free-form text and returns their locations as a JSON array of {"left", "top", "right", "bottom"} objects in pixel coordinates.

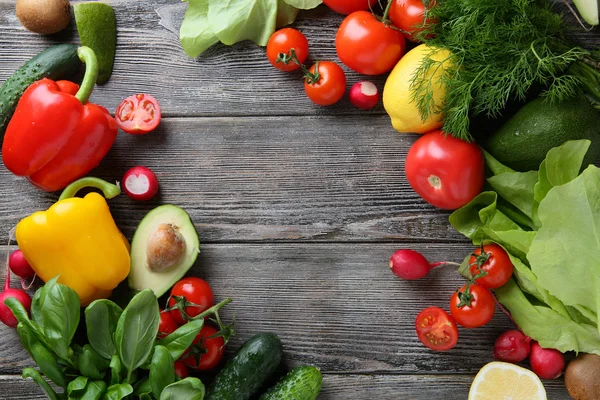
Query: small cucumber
[
  {"left": 259, "top": 366, "right": 323, "bottom": 400},
  {"left": 206, "top": 333, "right": 283, "bottom": 400},
  {"left": 0, "top": 44, "right": 82, "bottom": 139}
]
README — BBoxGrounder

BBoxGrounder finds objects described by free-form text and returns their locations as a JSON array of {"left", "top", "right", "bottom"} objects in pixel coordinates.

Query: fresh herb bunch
[
  {"left": 411, "top": 0, "right": 600, "bottom": 141},
  {"left": 5, "top": 277, "right": 233, "bottom": 400}
]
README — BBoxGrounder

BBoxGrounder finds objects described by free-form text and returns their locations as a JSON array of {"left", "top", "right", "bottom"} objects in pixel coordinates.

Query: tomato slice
[
  {"left": 115, "top": 93, "right": 162, "bottom": 135},
  {"left": 415, "top": 307, "right": 458, "bottom": 351}
]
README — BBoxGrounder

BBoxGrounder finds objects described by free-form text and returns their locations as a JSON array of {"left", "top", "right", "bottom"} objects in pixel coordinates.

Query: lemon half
[{"left": 469, "top": 362, "right": 547, "bottom": 400}]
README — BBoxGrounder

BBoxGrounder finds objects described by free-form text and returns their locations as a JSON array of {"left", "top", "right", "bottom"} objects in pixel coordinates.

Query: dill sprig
[{"left": 411, "top": 0, "right": 594, "bottom": 141}]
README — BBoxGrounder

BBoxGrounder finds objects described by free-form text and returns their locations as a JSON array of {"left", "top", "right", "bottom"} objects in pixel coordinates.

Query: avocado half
[{"left": 128, "top": 204, "right": 200, "bottom": 297}]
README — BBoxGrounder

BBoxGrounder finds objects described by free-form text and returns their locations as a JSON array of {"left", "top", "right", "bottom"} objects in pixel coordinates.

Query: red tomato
[
  {"left": 469, "top": 244, "right": 514, "bottom": 289},
  {"left": 158, "top": 309, "right": 180, "bottom": 339},
  {"left": 323, "top": 0, "right": 378, "bottom": 15},
  {"left": 169, "top": 277, "right": 215, "bottom": 325},
  {"left": 304, "top": 61, "right": 346, "bottom": 106},
  {"left": 450, "top": 284, "right": 495, "bottom": 328},
  {"left": 182, "top": 325, "right": 225, "bottom": 370},
  {"left": 336, "top": 11, "right": 406, "bottom": 75},
  {"left": 115, "top": 93, "right": 162, "bottom": 135},
  {"left": 415, "top": 307, "right": 458, "bottom": 351},
  {"left": 389, "top": 0, "right": 437, "bottom": 42},
  {"left": 174, "top": 361, "right": 189, "bottom": 378},
  {"left": 404, "top": 130, "right": 485, "bottom": 210},
  {"left": 266, "top": 28, "right": 309, "bottom": 72}
]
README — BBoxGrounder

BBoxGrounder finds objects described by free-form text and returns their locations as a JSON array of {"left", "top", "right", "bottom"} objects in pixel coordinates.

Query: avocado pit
[{"left": 146, "top": 223, "right": 186, "bottom": 272}]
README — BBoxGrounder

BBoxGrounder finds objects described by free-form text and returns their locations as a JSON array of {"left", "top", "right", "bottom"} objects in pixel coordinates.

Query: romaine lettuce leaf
[
  {"left": 180, "top": 0, "right": 219, "bottom": 58},
  {"left": 208, "top": 0, "right": 278, "bottom": 46}
]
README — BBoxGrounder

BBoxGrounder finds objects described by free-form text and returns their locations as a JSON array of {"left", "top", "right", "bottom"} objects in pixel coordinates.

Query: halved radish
[
  {"left": 122, "top": 166, "right": 159, "bottom": 201},
  {"left": 349, "top": 81, "right": 380, "bottom": 110}
]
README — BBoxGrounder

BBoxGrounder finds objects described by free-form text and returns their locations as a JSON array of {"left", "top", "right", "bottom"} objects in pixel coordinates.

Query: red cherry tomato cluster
[
  {"left": 391, "top": 243, "right": 513, "bottom": 352},
  {"left": 157, "top": 277, "right": 229, "bottom": 377}
]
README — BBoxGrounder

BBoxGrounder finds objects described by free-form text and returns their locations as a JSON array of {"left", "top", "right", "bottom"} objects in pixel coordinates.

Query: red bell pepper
[{"left": 1, "top": 47, "right": 117, "bottom": 192}]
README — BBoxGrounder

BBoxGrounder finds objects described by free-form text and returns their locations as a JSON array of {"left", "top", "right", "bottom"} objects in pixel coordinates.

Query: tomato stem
[
  {"left": 276, "top": 48, "right": 321, "bottom": 84},
  {"left": 381, "top": 0, "right": 394, "bottom": 24}
]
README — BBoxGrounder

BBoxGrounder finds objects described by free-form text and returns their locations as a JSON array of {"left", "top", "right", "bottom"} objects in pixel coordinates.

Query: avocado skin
[{"left": 484, "top": 96, "right": 600, "bottom": 171}]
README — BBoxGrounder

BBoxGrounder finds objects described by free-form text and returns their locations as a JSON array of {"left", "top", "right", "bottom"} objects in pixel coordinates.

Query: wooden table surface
[{"left": 0, "top": 1, "right": 594, "bottom": 398}]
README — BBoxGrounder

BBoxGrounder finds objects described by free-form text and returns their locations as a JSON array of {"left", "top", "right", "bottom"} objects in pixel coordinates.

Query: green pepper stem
[
  {"left": 59, "top": 177, "right": 121, "bottom": 201},
  {"left": 75, "top": 46, "right": 99, "bottom": 104}
]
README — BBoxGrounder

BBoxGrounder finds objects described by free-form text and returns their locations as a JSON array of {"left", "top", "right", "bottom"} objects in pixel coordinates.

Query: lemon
[
  {"left": 383, "top": 44, "right": 452, "bottom": 134},
  {"left": 469, "top": 362, "right": 547, "bottom": 400}
]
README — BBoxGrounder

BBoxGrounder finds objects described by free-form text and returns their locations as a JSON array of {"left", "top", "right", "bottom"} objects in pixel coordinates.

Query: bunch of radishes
[{"left": 0, "top": 249, "right": 34, "bottom": 328}]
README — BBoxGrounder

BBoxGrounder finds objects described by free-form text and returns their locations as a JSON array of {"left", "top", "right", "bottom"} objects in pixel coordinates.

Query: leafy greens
[
  {"left": 180, "top": 0, "right": 322, "bottom": 58},
  {"left": 450, "top": 139, "right": 600, "bottom": 355}
]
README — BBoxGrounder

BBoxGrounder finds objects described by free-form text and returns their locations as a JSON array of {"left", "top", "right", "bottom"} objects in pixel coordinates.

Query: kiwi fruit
[
  {"left": 16, "top": 0, "right": 71, "bottom": 35},
  {"left": 565, "top": 353, "right": 600, "bottom": 400}
]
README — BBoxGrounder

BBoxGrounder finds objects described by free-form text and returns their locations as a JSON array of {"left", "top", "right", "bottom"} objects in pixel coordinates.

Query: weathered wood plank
[
  {"left": 0, "top": 0, "right": 598, "bottom": 118},
  {"left": 0, "top": 116, "right": 465, "bottom": 243},
  {"left": 0, "top": 373, "right": 572, "bottom": 399},
  {"left": 2, "top": 243, "right": 520, "bottom": 375}
]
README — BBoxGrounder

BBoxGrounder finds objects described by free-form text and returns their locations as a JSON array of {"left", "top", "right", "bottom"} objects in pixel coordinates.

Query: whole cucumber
[
  {"left": 0, "top": 44, "right": 82, "bottom": 139},
  {"left": 206, "top": 333, "right": 283, "bottom": 400},
  {"left": 259, "top": 366, "right": 323, "bottom": 400}
]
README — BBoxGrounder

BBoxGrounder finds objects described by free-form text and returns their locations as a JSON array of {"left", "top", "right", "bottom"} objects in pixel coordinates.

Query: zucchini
[
  {"left": 0, "top": 44, "right": 82, "bottom": 139},
  {"left": 206, "top": 333, "right": 283, "bottom": 400},
  {"left": 259, "top": 366, "right": 322, "bottom": 400}
]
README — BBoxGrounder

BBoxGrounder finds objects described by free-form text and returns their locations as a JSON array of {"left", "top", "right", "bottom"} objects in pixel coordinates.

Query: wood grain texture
[
  {"left": 0, "top": 115, "right": 465, "bottom": 243},
  {"left": 0, "top": 0, "right": 598, "bottom": 118},
  {"left": 0, "top": 373, "right": 572, "bottom": 399},
  {"left": 1, "top": 243, "right": 516, "bottom": 375}
]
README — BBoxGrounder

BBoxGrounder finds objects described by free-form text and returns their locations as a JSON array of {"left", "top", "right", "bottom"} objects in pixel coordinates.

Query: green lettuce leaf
[
  {"left": 180, "top": 0, "right": 220, "bottom": 58},
  {"left": 283, "top": 0, "right": 322, "bottom": 8},
  {"left": 208, "top": 0, "right": 278, "bottom": 46},
  {"left": 528, "top": 165, "right": 600, "bottom": 331},
  {"left": 276, "top": 0, "right": 299, "bottom": 27}
]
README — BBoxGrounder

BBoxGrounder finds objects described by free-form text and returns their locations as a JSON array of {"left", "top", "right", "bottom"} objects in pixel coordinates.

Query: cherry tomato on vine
[
  {"left": 266, "top": 28, "right": 309, "bottom": 72},
  {"left": 182, "top": 325, "right": 225, "bottom": 370},
  {"left": 404, "top": 130, "right": 485, "bottom": 210},
  {"left": 304, "top": 61, "right": 346, "bottom": 106},
  {"left": 336, "top": 11, "right": 406, "bottom": 76},
  {"left": 115, "top": 94, "right": 162, "bottom": 135},
  {"left": 323, "top": 0, "right": 378, "bottom": 15},
  {"left": 415, "top": 307, "right": 459, "bottom": 351},
  {"left": 389, "top": 0, "right": 437, "bottom": 42},
  {"left": 158, "top": 309, "right": 180, "bottom": 339},
  {"left": 469, "top": 243, "right": 514, "bottom": 289},
  {"left": 169, "top": 277, "right": 215, "bottom": 325},
  {"left": 450, "top": 284, "right": 495, "bottom": 328},
  {"left": 174, "top": 361, "right": 189, "bottom": 378}
]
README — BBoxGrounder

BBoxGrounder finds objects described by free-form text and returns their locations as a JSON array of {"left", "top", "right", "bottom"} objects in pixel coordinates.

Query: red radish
[
  {"left": 530, "top": 341, "right": 565, "bottom": 379},
  {"left": 1, "top": 249, "right": 32, "bottom": 328},
  {"left": 9, "top": 250, "right": 35, "bottom": 289},
  {"left": 122, "top": 166, "right": 159, "bottom": 201},
  {"left": 349, "top": 81, "right": 380, "bottom": 110},
  {"left": 389, "top": 249, "right": 459, "bottom": 280},
  {"left": 493, "top": 330, "right": 532, "bottom": 363}
]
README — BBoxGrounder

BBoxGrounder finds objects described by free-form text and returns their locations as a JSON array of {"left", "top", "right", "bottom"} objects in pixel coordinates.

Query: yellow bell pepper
[{"left": 16, "top": 177, "right": 130, "bottom": 306}]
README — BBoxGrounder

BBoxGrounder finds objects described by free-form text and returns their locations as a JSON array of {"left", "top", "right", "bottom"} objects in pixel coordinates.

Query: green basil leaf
[
  {"left": 22, "top": 368, "right": 60, "bottom": 400},
  {"left": 156, "top": 319, "right": 204, "bottom": 360},
  {"left": 75, "top": 380, "right": 107, "bottom": 400},
  {"left": 103, "top": 383, "right": 134, "bottom": 400},
  {"left": 79, "top": 345, "right": 110, "bottom": 379},
  {"left": 282, "top": 0, "right": 321, "bottom": 9},
  {"left": 30, "top": 284, "right": 48, "bottom": 327},
  {"left": 150, "top": 345, "right": 175, "bottom": 398},
  {"left": 68, "top": 376, "right": 89, "bottom": 395},
  {"left": 114, "top": 290, "right": 159, "bottom": 381},
  {"left": 109, "top": 354, "right": 124, "bottom": 386},
  {"left": 208, "top": 0, "right": 278, "bottom": 47},
  {"left": 133, "top": 377, "right": 152, "bottom": 396},
  {"left": 41, "top": 279, "right": 80, "bottom": 360},
  {"left": 18, "top": 324, "right": 66, "bottom": 387},
  {"left": 85, "top": 299, "right": 123, "bottom": 359},
  {"left": 160, "top": 377, "right": 205, "bottom": 400},
  {"left": 180, "top": 0, "right": 219, "bottom": 58},
  {"left": 140, "top": 394, "right": 153, "bottom": 400}
]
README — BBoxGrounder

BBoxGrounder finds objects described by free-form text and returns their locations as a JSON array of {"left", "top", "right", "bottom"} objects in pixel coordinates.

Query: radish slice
[
  {"left": 122, "top": 166, "right": 159, "bottom": 201},
  {"left": 349, "top": 81, "right": 380, "bottom": 110}
]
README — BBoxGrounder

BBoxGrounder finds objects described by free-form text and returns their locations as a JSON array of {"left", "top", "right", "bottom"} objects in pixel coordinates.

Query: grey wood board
[
  {"left": 0, "top": 374, "right": 572, "bottom": 399},
  {"left": 0, "top": 0, "right": 598, "bottom": 118},
  {"left": 0, "top": 115, "right": 465, "bottom": 243},
  {"left": 1, "top": 243, "right": 520, "bottom": 375}
]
